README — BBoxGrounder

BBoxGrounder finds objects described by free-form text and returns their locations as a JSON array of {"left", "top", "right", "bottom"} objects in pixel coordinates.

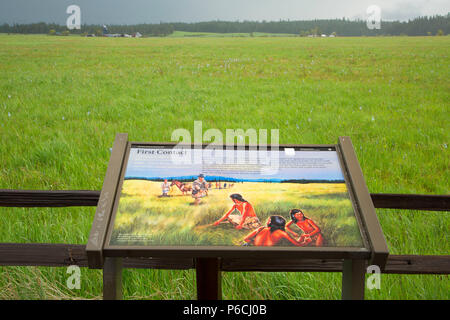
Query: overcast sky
[{"left": 0, "top": 0, "right": 448, "bottom": 24}]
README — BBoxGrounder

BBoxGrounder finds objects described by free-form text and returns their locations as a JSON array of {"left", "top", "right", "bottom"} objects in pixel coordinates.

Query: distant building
[{"left": 102, "top": 24, "right": 141, "bottom": 38}]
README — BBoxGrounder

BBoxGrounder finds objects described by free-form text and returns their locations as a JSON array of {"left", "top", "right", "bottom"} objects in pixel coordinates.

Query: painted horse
[{"left": 170, "top": 180, "right": 192, "bottom": 195}]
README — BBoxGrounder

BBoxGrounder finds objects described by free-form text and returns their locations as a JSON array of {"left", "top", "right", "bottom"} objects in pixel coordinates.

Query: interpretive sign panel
[
  {"left": 109, "top": 146, "right": 364, "bottom": 249},
  {"left": 87, "top": 135, "right": 388, "bottom": 270}
]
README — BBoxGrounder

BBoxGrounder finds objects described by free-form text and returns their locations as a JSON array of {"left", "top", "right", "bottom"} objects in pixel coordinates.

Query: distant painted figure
[
  {"left": 286, "top": 209, "right": 324, "bottom": 247},
  {"left": 243, "top": 216, "right": 305, "bottom": 246},
  {"left": 213, "top": 194, "right": 261, "bottom": 230},
  {"left": 161, "top": 179, "right": 170, "bottom": 197}
]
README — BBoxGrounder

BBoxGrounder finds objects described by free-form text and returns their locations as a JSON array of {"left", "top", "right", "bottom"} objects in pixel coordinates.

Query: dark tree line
[
  {"left": 0, "top": 14, "right": 448, "bottom": 36},
  {"left": 172, "top": 15, "right": 449, "bottom": 36},
  {"left": 0, "top": 22, "right": 174, "bottom": 36}
]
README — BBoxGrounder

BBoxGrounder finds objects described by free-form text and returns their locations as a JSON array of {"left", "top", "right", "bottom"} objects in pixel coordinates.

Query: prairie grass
[{"left": 0, "top": 34, "right": 448, "bottom": 299}]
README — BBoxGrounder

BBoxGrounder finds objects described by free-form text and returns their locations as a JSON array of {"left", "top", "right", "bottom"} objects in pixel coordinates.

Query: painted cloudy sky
[{"left": 124, "top": 147, "right": 346, "bottom": 181}]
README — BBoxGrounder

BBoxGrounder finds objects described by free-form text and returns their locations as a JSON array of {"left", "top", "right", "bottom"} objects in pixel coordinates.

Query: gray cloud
[
  {"left": 0, "top": 0, "right": 448, "bottom": 24},
  {"left": 380, "top": 0, "right": 449, "bottom": 20}
]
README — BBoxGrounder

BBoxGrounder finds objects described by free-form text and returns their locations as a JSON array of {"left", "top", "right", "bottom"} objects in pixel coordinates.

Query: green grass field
[{"left": 0, "top": 34, "right": 448, "bottom": 299}]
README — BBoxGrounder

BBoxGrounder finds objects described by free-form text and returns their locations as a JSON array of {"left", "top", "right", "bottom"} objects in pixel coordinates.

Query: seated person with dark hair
[
  {"left": 242, "top": 215, "right": 306, "bottom": 246},
  {"left": 213, "top": 193, "right": 261, "bottom": 230},
  {"left": 286, "top": 209, "right": 324, "bottom": 247}
]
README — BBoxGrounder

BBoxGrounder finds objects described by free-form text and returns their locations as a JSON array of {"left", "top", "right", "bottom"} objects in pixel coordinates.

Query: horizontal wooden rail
[
  {"left": 222, "top": 255, "right": 450, "bottom": 274},
  {"left": 0, "top": 190, "right": 100, "bottom": 207},
  {"left": 0, "top": 243, "right": 192, "bottom": 269},
  {"left": 0, "top": 191, "right": 448, "bottom": 276},
  {"left": 0, "top": 243, "right": 449, "bottom": 274},
  {"left": 0, "top": 190, "right": 449, "bottom": 211},
  {"left": 370, "top": 193, "right": 450, "bottom": 211}
]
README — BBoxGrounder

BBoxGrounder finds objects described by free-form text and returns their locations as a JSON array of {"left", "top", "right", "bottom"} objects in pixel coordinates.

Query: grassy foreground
[{"left": 0, "top": 34, "right": 448, "bottom": 299}]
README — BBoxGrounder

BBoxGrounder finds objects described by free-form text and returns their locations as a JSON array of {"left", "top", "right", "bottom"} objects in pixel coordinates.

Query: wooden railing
[{"left": 0, "top": 190, "right": 449, "bottom": 275}]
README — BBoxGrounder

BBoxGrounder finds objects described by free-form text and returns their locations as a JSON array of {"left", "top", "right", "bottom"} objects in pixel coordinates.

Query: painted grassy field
[
  {"left": 110, "top": 180, "right": 362, "bottom": 247},
  {"left": 0, "top": 34, "right": 448, "bottom": 299}
]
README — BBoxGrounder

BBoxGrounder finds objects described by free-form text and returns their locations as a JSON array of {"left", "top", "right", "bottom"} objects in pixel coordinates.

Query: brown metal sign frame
[{"left": 86, "top": 133, "right": 389, "bottom": 300}]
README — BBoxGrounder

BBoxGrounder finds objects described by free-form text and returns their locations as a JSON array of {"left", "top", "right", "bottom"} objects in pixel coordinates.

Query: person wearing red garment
[
  {"left": 242, "top": 215, "right": 306, "bottom": 246},
  {"left": 213, "top": 193, "right": 261, "bottom": 230},
  {"left": 286, "top": 209, "right": 324, "bottom": 247}
]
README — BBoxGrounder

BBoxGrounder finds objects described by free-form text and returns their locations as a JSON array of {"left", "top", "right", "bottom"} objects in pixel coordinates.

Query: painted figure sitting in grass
[
  {"left": 286, "top": 209, "right": 324, "bottom": 247},
  {"left": 213, "top": 193, "right": 261, "bottom": 230},
  {"left": 160, "top": 179, "right": 171, "bottom": 197},
  {"left": 242, "top": 215, "right": 306, "bottom": 246}
]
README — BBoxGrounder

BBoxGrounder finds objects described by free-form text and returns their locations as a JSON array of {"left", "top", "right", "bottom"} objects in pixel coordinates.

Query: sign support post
[
  {"left": 103, "top": 257, "right": 123, "bottom": 300},
  {"left": 341, "top": 259, "right": 366, "bottom": 300},
  {"left": 196, "top": 257, "right": 222, "bottom": 300}
]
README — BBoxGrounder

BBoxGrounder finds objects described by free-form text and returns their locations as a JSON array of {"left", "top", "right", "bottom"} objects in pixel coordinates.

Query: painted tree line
[{"left": 0, "top": 14, "right": 448, "bottom": 36}]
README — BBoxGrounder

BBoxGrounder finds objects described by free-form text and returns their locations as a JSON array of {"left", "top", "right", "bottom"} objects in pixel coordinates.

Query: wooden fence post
[{"left": 103, "top": 257, "right": 123, "bottom": 300}]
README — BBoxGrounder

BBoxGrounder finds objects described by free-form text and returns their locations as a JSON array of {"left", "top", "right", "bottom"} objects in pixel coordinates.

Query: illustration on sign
[{"left": 109, "top": 147, "right": 364, "bottom": 248}]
